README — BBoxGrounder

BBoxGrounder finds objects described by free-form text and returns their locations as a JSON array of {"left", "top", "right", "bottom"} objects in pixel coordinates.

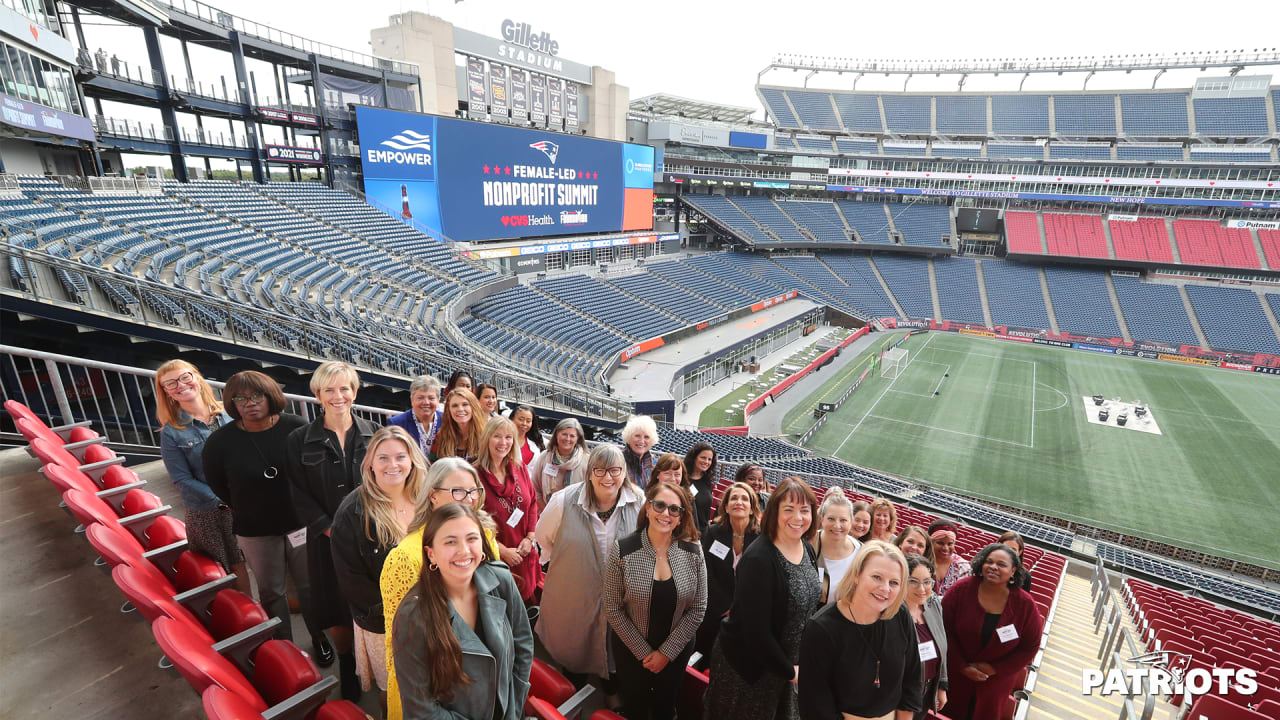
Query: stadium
[{"left": 1, "top": 1, "right": 1278, "bottom": 719}]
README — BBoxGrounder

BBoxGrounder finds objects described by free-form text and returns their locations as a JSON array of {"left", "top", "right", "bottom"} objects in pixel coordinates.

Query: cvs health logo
[{"left": 501, "top": 214, "right": 553, "bottom": 227}]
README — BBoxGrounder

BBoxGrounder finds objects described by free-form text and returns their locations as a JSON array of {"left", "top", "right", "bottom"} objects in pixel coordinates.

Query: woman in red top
[
  {"left": 473, "top": 416, "right": 542, "bottom": 603},
  {"left": 940, "top": 543, "right": 1043, "bottom": 720}
]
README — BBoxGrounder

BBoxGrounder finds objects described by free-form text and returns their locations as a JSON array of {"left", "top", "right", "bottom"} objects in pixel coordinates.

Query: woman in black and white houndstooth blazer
[{"left": 603, "top": 482, "right": 707, "bottom": 720}]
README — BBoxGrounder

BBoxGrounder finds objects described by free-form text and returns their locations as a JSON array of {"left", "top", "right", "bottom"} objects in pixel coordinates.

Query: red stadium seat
[
  {"left": 1185, "top": 693, "right": 1269, "bottom": 719},
  {"left": 82, "top": 443, "right": 117, "bottom": 465},
  {"left": 1255, "top": 700, "right": 1280, "bottom": 720},
  {"left": 31, "top": 437, "right": 123, "bottom": 482},
  {"left": 4, "top": 399, "right": 94, "bottom": 440},
  {"left": 62, "top": 488, "right": 170, "bottom": 546},
  {"left": 249, "top": 640, "right": 321, "bottom": 706},
  {"left": 526, "top": 697, "right": 567, "bottom": 720},
  {"left": 153, "top": 616, "right": 265, "bottom": 709},
  {"left": 527, "top": 657, "right": 576, "bottom": 710},
  {"left": 121, "top": 488, "right": 164, "bottom": 515},
  {"left": 678, "top": 666, "right": 709, "bottom": 720},
  {"left": 15, "top": 417, "right": 102, "bottom": 461},
  {"left": 201, "top": 686, "right": 371, "bottom": 720}
]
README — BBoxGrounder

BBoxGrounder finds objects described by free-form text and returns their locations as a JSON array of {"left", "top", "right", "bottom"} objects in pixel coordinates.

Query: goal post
[{"left": 881, "top": 347, "right": 908, "bottom": 379}]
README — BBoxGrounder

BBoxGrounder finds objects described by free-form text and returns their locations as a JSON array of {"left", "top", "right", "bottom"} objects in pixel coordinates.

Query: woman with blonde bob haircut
[
  {"left": 330, "top": 426, "right": 427, "bottom": 710},
  {"left": 799, "top": 540, "right": 923, "bottom": 719},
  {"left": 869, "top": 497, "right": 899, "bottom": 543}
]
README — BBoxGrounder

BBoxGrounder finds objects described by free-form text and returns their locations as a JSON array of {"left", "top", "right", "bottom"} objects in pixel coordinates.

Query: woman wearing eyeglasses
[
  {"left": 154, "top": 361, "right": 250, "bottom": 594},
  {"left": 536, "top": 444, "right": 645, "bottom": 709},
  {"left": 204, "top": 371, "right": 321, "bottom": 654},
  {"left": 604, "top": 482, "right": 707, "bottom": 720},
  {"left": 379, "top": 457, "right": 500, "bottom": 720},
  {"left": 904, "top": 553, "right": 948, "bottom": 719}
]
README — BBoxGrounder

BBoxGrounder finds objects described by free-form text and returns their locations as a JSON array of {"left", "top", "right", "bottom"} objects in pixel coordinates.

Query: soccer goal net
[{"left": 881, "top": 347, "right": 909, "bottom": 380}]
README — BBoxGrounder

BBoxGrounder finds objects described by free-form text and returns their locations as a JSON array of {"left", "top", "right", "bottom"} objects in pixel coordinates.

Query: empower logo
[
  {"left": 530, "top": 140, "right": 559, "bottom": 164},
  {"left": 379, "top": 130, "right": 432, "bottom": 151},
  {"left": 367, "top": 129, "right": 433, "bottom": 166}
]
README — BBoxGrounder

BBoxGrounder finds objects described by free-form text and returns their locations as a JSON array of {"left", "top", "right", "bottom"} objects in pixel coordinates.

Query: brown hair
[
  {"left": 649, "top": 452, "right": 689, "bottom": 489},
  {"left": 869, "top": 497, "right": 898, "bottom": 538},
  {"left": 710, "top": 481, "right": 761, "bottom": 535},
  {"left": 999, "top": 530, "right": 1025, "bottom": 556},
  {"left": 222, "top": 371, "right": 287, "bottom": 421},
  {"left": 894, "top": 525, "right": 936, "bottom": 565},
  {"left": 760, "top": 477, "right": 818, "bottom": 543},
  {"left": 472, "top": 416, "right": 521, "bottom": 473},
  {"left": 415, "top": 502, "right": 497, "bottom": 700},
  {"left": 636, "top": 482, "right": 700, "bottom": 542},
  {"left": 432, "top": 389, "right": 486, "bottom": 459},
  {"left": 154, "top": 360, "right": 223, "bottom": 429},
  {"left": 851, "top": 500, "right": 873, "bottom": 542}
]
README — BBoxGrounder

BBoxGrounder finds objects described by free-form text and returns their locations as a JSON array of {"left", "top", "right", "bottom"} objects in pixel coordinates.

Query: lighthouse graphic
[{"left": 401, "top": 184, "right": 412, "bottom": 220}]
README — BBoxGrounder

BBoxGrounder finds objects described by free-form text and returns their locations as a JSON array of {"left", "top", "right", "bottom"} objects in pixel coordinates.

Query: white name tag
[
  {"left": 543, "top": 465, "right": 558, "bottom": 476},
  {"left": 709, "top": 540, "right": 730, "bottom": 560},
  {"left": 690, "top": 484, "right": 699, "bottom": 497},
  {"left": 996, "top": 624, "right": 1019, "bottom": 643},
  {"left": 506, "top": 507, "right": 525, "bottom": 528},
  {"left": 817, "top": 567, "right": 826, "bottom": 583},
  {"left": 287, "top": 528, "right": 307, "bottom": 549},
  {"left": 918, "top": 640, "right": 938, "bottom": 662}
]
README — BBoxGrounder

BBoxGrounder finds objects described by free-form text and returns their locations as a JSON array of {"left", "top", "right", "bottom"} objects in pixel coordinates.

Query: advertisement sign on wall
[
  {"left": 357, "top": 106, "right": 655, "bottom": 242},
  {"left": 0, "top": 92, "right": 95, "bottom": 143},
  {"left": 265, "top": 144, "right": 323, "bottom": 164}
]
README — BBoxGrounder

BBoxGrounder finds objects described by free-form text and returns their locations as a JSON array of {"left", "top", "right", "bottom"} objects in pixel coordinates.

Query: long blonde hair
[
  {"left": 154, "top": 359, "right": 223, "bottom": 429},
  {"left": 358, "top": 426, "right": 428, "bottom": 549},
  {"left": 432, "top": 388, "right": 486, "bottom": 459},
  {"left": 472, "top": 416, "right": 521, "bottom": 474}
]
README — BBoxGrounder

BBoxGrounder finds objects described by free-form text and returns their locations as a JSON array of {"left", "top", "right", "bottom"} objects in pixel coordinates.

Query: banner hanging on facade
[
  {"left": 530, "top": 73, "right": 546, "bottom": 125},
  {"left": 547, "top": 77, "right": 563, "bottom": 127},
  {"left": 466, "top": 57, "right": 487, "bottom": 109},
  {"left": 565, "top": 81, "right": 579, "bottom": 128},
  {"left": 489, "top": 63, "right": 508, "bottom": 115},
  {"left": 510, "top": 68, "right": 529, "bottom": 122}
]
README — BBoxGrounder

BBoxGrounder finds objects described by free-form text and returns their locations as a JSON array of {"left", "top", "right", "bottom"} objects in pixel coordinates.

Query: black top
[
  {"left": 203, "top": 413, "right": 308, "bottom": 537},
  {"left": 700, "top": 521, "right": 759, "bottom": 627},
  {"left": 285, "top": 414, "right": 378, "bottom": 536},
  {"left": 647, "top": 577, "right": 677, "bottom": 648},
  {"left": 716, "top": 537, "right": 817, "bottom": 684},
  {"left": 798, "top": 604, "right": 924, "bottom": 719},
  {"left": 980, "top": 611, "right": 1002, "bottom": 647},
  {"left": 689, "top": 475, "right": 713, "bottom": 532},
  {"left": 329, "top": 490, "right": 395, "bottom": 633}
]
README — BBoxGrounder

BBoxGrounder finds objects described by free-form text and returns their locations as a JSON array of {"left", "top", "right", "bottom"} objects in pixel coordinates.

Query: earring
[{"left": 429, "top": 561, "right": 439, "bottom": 571}]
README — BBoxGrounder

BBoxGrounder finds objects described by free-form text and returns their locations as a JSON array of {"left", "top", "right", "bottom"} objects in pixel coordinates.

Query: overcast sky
[{"left": 85, "top": 0, "right": 1280, "bottom": 116}]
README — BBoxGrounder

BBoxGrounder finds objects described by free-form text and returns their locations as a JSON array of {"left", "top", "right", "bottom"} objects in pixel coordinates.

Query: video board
[{"left": 356, "top": 106, "right": 655, "bottom": 242}]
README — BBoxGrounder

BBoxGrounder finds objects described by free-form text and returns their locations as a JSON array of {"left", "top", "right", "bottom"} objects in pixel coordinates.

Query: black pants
[{"left": 611, "top": 635, "right": 694, "bottom": 720}]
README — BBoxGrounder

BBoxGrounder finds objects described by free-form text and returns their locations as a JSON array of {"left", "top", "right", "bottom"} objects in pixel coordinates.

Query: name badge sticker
[
  {"left": 996, "top": 624, "right": 1019, "bottom": 643},
  {"left": 287, "top": 528, "right": 307, "bottom": 548},
  {"left": 506, "top": 508, "right": 525, "bottom": 528},
  {"left": 709, "top": 540, "right": 730, "bottom": 559},
  {"left": 918, "top": 640, "right": 938, "bottom": 661}
]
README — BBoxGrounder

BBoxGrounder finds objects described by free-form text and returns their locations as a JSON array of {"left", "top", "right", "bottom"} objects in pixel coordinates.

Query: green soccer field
[{"left": 795, "top": 331, "right": 1280, "bottom": 568}]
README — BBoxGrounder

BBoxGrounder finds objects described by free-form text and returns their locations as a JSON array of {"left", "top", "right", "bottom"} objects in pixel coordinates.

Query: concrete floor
[{"left": 0, "top": 446, "right": 376, "bottom": 719}]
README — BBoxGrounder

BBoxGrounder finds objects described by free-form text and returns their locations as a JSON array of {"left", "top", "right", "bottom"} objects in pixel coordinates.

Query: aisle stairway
[{"left": 1026, "top": 572, "right": 1177, "bottom": 720}]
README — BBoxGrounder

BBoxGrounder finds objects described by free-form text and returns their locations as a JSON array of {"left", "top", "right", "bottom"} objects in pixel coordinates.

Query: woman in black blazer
[
  {"left": 704, "top": 477, "right": 821, "bottom": 720},
  {"left": 604, "top": 482, "right": 707, "bottom": 720},
  {"left": 695, "top": 481, "right": 760, "bottom": 669}
]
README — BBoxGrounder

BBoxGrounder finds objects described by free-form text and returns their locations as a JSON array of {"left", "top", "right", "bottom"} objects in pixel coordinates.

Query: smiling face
[
  {"left": 627, "top": 431, "right": 652, "bottom": 455},
  {"left": 427, "top": 516, "right": 485, "bottom": 586},
  {"left": 981, "top": 547, "right": 1017, "bottom": 588},
  {"left": 448, "top": 394, "right": 472, "bottom": 425},
  {"left": 822, "top": 504, "right": 852, "bottom": 540},
  {"left": 873, "top": 508, "right": 892, "bottom": 533},
  {"left": 318, "top": 376, "right": 355, "bottom": 418},
  {"left": 371, "top": 437, "right": 413, "bottom": 493},
  {"left": 555, "top": 426, "right": 579, "bottom": 454},
  {"left": 430, "top": 469, "right": 483, "bottom": 511},
  {"left": 453, "top": 375, "right": 473, "bottom": 393},
  {"left": 932, "top": 533, "right": 956, "bottom": 563},
  {"left": 776, "top": 494, "right": 812, "bottom": 543},
  {"left": 745, "top": 468, "right": 766, "bottom": 493},
  {"left": 656, "top": 464, "right": 683, "bottom": 486},
  {"left": 725, "top": 487, "right": 752, "bottom": 521},
  {"left": 646, "top": 485, "right": 684, "bottom": 537},
  {"left": 478, "top": 387, "right": 497, "bottom": 413},
  {"left": 853, "top": 554, "right": 904, "bottom": 617},
  {"left": 693, "top": 449, "right": 714, "bottom": 474},
  {"left": 411, "top": 388, "right": 439, "bottom": 423},
  {"left": 158, "top": 368, "right": 200, "bottom": 406},
  {"left": 907, "top": 563, "right": 935, "bottom": 606},
  {"left": 899, "top": 530, "right": 929, "bottom": 557},
  {"left": 589, "top": 462, "right": 625, "bottom": 505},
  {"left": 512, "top": 409, "right": 533, "bottom": 439},
  {"left": 851, "top": 510, "right": 872, "bottom": 539},
  {"left": 487, "top": 425, "right": 514, "bottom": 464}
]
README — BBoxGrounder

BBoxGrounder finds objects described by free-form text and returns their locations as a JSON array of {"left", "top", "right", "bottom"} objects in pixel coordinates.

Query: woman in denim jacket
[{"left": 155, "top": 360, "right": 250, "bottom": 593}]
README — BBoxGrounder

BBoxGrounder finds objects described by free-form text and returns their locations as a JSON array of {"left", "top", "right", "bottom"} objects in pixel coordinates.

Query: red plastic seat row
[
  {"left": 15, "top": 416, "right": 102, "bottom": 461},
  {"left": 5, "top": 399, "right": 98, "bottom": 443},
  {"left": 202, "top": 686, "right": 370, "bottom": 720}
]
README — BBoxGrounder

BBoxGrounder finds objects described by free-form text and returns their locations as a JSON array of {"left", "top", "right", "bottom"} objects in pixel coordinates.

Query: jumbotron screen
[{"left": 355, "top": 106, "right": 655, "bottom": 243}]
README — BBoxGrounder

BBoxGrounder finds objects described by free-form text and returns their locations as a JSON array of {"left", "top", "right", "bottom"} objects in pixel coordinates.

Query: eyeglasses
[
  {"left": 907, "top": 578, "right": 936, "bottom": 588},
  {"left": 591, "top": 467, "right": 625, "bottom": 479},
  {"left": 434, "top": 487, "right": 480, "bottom": 502},
  {"left": 649, "top": 499, "right": 685, "bottom": 516},
  {"left": 160, "top": 372, "right": 195, "bottom": 390},
  {"left": 231, "top": 392, "right": 265, "bottom": 406}
]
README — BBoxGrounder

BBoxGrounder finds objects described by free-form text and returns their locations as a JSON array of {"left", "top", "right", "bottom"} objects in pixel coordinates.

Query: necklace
[
  {"left": 239, "top": 416, "right": 281, "bottom": 479},
  {"left": 840, "top": 599, "right": 882, "bottom": 689}
]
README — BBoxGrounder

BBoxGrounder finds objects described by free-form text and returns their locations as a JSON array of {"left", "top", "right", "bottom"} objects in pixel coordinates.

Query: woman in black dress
[
  {"left": 682, "top": 442, "right": 717, "bottom": 532},
  {"left": 695, "top": 481, "right": 760, "bottom": 670}
]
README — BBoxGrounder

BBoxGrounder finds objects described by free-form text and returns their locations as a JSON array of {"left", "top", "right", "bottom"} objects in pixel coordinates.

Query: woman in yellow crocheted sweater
[{"left": 380, "top": 457, "right": 501, "bottom": 720}]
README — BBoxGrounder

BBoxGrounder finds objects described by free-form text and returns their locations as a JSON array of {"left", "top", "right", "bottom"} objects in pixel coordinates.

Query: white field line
[
  {"left": 865, "top": 414, "right": 1035, "bottom": 449},
  {"left": 834, "top": 333, "right": 937, "bottom": 456}
]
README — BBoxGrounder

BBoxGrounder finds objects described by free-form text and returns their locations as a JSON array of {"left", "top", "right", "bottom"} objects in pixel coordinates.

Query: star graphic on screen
[
  {"left": 504, "top": 166, "right": 512, "bottom": 175},
  {"left": 482, "top": 165, "right": 490, "bottom": 174},
  {"left": 576, "top": 170, "right": 583, "bottom": 179},
  {"left": 592, "top": 171, "right": 598, "bottom": 179}
]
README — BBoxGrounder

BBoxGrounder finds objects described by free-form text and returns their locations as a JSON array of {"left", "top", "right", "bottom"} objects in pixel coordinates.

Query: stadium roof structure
[
  {"left": 630, "top": 93, "right": 758, "bottom": 124},
  {"left": 762, "top": 49, "right": 1280, "bottom": 89}
]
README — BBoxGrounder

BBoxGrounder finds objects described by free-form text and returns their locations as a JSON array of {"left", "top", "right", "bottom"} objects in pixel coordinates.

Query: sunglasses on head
[{"left": 650, "top": 499, "right": 685, "bottom": 516}]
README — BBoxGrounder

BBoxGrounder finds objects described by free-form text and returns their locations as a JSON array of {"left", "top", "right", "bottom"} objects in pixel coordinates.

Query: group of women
[{"left": 155, "top": 360, "right": 1044, "bottom": 720}]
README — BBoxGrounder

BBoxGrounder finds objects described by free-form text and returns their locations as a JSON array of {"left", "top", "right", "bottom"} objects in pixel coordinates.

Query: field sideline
[{"left": 796, "top": 331, "right": 1280, "bottom": 567}]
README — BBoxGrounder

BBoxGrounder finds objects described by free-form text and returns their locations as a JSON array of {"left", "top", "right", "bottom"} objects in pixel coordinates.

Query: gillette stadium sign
[{"left": 356, "top": 106, "right": 653, "bottom": 242}]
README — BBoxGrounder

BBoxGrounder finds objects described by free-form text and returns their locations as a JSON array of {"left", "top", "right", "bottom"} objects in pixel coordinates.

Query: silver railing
[
  {"left": 1091, "top": 559, "right": 1160, "bottom": 720},
  {"left": 0, "top": 344, "right": 396, "bottom": 452}
]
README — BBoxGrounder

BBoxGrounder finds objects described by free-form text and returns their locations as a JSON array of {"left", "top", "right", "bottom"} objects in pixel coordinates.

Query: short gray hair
[
  {"left": 621, "top": 415, "right": 659, "bottom": 446},
  {"left": 552, "top": 417, "right": 587, "bottom": 454},
  {"left": 409, "top": 375, "right": 442, "bottom": 396}
]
